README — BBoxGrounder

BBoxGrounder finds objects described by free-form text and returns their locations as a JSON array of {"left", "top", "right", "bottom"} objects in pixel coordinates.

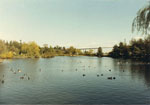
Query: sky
[{"left": 0, "top": 0, "right": 148, "bottom": 49}]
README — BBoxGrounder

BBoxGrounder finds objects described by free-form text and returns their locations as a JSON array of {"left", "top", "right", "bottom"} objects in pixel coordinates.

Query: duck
[
  {"left": 39, "top": 69, "right": 41, "bottom": 72},
  {"left": 1, "top": 80, "right": 4, "bottom": 84},
  {"left": 101, "top": 74, "right": 103, "bottom": 76},
  {"left": 113, "top": 77, "right": 116, "bottom": 79},
  {"left": 109, "top": 69, "right": 111, "bottom": 72},
  {"left": 28, "top": 77, "right": 30, "bottom": 80},
  {"left": 97, "top": 74, "right": 99, "bottom": 77},
  {"left": 10, "top": 68, "right": 13, "bottom": 72},
  {"left": 20, "top": 77, "right": 24, "bottom": 79},
  {"left": 107, "top": 77, "right": 112, "bottom": 80},
  {"left": 83, "top": 74, "right": 86, "bottom": 77},
  {"left": 18, "top": 69, "right": 21, "bottom": 72},
  {"left": 13, "top": 71, "right": 16, "bottom": 74}
]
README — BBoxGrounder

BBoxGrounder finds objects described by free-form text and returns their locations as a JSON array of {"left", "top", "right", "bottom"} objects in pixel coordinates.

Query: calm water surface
[{"left": 0, "top": 56, "right": 150, "bottom": 104}]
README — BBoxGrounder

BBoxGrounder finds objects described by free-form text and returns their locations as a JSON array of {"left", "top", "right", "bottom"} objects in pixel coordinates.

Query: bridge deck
[{"left": 78, "top": 47, "right": 113, "bottom": 50}]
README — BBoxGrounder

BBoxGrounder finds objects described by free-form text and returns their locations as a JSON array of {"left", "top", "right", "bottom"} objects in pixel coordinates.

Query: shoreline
[
  {"left": 0, "top": 59, "right": 4, "bottom": 63},
  {"left": 1, "top": 54, "right": 149, "bottom": 63},
  {"left": 1, "top": 56, "right": 150, "bottom": 64},
  {"left": 0, "top": 54, "right": 101, "bottom": 61}
]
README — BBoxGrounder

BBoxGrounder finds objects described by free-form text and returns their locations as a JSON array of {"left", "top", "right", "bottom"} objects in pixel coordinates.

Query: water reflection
[
  {"left": 130, "top": 64, "right": 150, "bottom": 87},
  {"left": 112, "top": 58, "right": 150, "bottom": 87}
]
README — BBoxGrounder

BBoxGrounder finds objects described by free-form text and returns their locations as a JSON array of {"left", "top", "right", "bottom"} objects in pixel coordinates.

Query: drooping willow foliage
[{"left": 132, "top": 4, "right": 150, "bottom": 35}]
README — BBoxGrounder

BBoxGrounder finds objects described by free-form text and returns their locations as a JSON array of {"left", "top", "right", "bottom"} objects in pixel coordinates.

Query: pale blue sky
[{"left": 0, "top": 0, "right": 148, "bottom": 48}]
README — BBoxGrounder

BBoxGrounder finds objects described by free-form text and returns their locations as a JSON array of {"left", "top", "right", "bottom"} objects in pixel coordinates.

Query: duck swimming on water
[
  {"left": 20, "top": 77, "right": 24, "bottom": 79},
  {"left": 113, "top": 77, "right": 116, "bottom": 79},
  {"left": 28, "top": 77, "right": 30, "bottom": 80},
  {"left": 1, "top": 80, "right": 4, "bottom": 84},
  {"left": 83, "top": 74, "right": 86, "bottom": 77},
  {"left": 13, "top": 71, "right": 16, "bottom": 74},
  {"left": 107, "top": 77, "right": 112, "bottom": 80},
  {"left": 18, "top": 69, "right": 22, "bottom": 72},
  {"left": 39, "top": 69, "right": 41, "bottom": 72}
]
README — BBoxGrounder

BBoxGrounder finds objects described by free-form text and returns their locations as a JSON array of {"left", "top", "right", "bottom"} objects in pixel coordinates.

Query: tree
[
  {"left": 97, "top": 47, "right": 103, "bottom": 57},
  {"left": 10, "top": 41, "right": 21, "bottom": 55},
  {"left": 132, "top": 3, "right": 150, "bottom": 35},
  {"left": 66, "top": 46, "right": 76, "bottom": 55},
  {"left": 21, "top": 42, "right": 40, "bottom": 58},
  {"left": 109, "top": 42, "right": 130, "bottom": 58},
  {"left": 0, "top": 40, "right": 7, "bottom": 54},
  {"left": 28, "top": 42, "right": 40, "bottom": 58},
  {"left": 109, "top": 45, "right": 120, "bottom": 58},
  {"left": 76, "top": 49, "right": 82, "bottom": 55},
  {"left": 21, "top": 43, "right": 28, "bottom": 54},
  {"left": 84, "top": 49, "right": 94, "bottom": 56}
]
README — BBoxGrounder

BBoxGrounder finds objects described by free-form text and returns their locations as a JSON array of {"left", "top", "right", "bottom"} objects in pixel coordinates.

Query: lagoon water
[{"left": 0, "top": 56, "right": 150, "bottom": 104}]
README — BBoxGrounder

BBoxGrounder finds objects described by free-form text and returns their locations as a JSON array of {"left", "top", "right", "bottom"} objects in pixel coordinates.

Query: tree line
[
  {"left": 108, "top": 35, "right": 150, "bottom": 62},
  {"left": 0, "top": 40, "right": 103, "bottom": 59}
]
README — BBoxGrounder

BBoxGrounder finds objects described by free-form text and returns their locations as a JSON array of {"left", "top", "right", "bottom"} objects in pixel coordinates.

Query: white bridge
[{"left": 77, "top": 47, "right": 113, "bottom": 53}]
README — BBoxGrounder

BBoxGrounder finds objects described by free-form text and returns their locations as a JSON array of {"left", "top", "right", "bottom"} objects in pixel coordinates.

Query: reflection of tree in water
[
  {"left": 0, "top": 63, "right": 7, "bottom": 87},
  {"left": 112, "top": 58, "right": 150, "bottom": 87},
  {"left": 112, "top": 58, "right": 131, "bottom": 72},
  {"left": 0, "top": 64, "right": 5, "bottom": 76},
  {"left": 129, "top": 63, "right": 150, "bottom": 87}
]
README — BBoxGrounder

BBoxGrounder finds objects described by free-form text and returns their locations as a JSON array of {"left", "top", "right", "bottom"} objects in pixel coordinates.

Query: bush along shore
[
  {"left": 0, "top": 40, "right": 103, "bottom": 61},
  {"left": 108, "top": 35, "right": 150, "bottom": 62}
]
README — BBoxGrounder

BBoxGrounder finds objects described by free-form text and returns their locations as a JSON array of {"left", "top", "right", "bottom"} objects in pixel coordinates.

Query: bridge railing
[
  {"left": 77, "top": 47, "right": 113, "bottom": 53},
  {"left": 78, "top": 47, "right": 113, "bottom": 50}
]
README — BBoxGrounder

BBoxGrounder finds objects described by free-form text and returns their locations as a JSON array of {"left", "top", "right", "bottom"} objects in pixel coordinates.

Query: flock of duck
[
  {"left": 0, "top": 61, "right": 127, "bottom": 84},
  {"left": 82, "top": 69, "right": 116, "bottom": 80},
  {"left": 10, "top": 68, "right": 31, "bottom": 80},
  {"left": 0, "top": 68, "right": 33, "bottom": 84},
  {"left": 61, "top": 62, "right": 119, "bottom": 80}
]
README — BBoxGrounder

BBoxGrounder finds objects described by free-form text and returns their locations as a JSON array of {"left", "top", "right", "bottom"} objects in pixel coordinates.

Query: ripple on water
[{"left": 0, "top": 56, "right": 149, "bottom": 104}]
